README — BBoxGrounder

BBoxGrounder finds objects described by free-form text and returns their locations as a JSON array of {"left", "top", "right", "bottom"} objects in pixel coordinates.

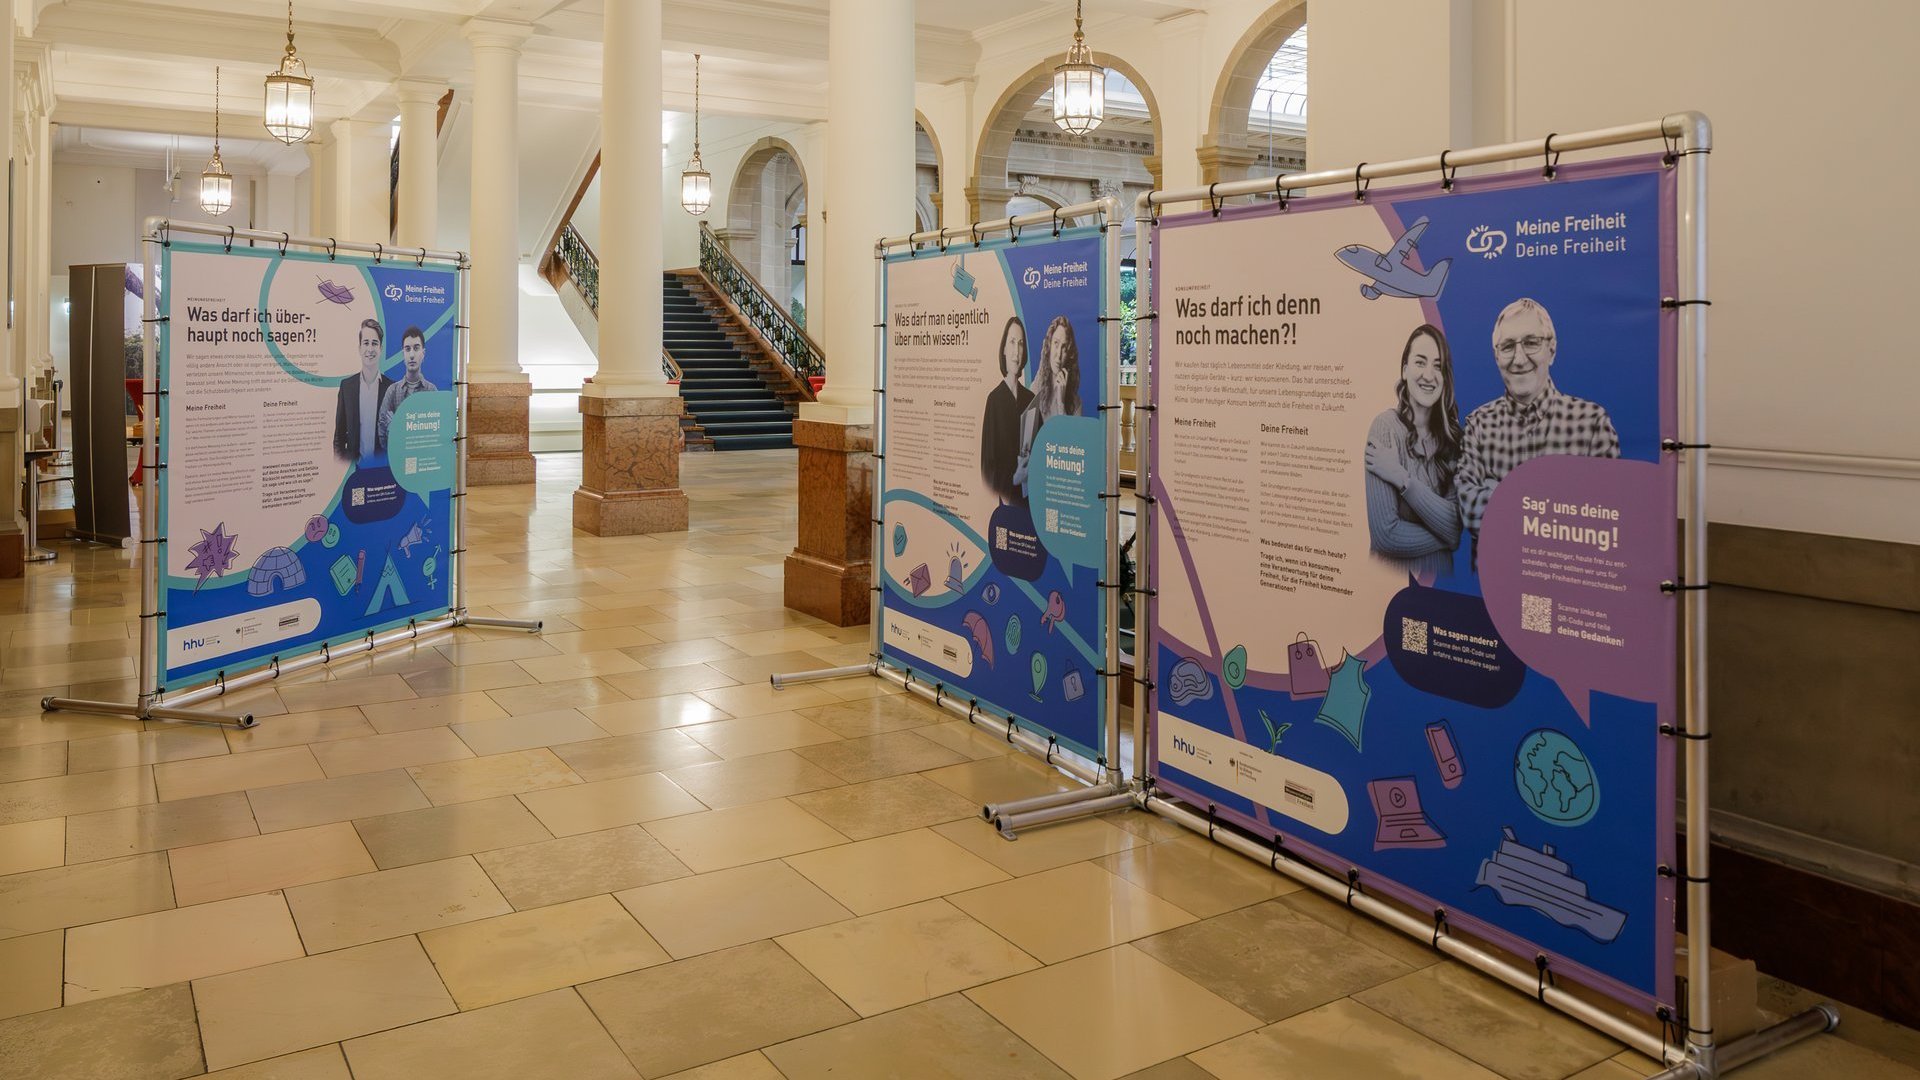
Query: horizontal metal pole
[
  {"left": 880, "top": 196, "right": 1119, "bottom": 252},
  {"left": 770, "top": 663, "right": 878, "bottom": 689},
  {"left": 164, "top": 616, "right": 459, "bottom": 709},
  {"left": 41, "top": 696, "right": 142, "bottom": 719},
  {"left": 873, "top": 665, "right": 1105, "bottom": 787},
  {"left": 1146, "top": 113, "right": 1702, "bottom": 209},
  {"left": 144, "top": 217, "right": 467, "bottom": 265},
  {"left": 1142, "top": 794, "right": 1676, "bottom": 1063},
  {"left": 985, "top": 783, "right": 1125, "bottom": 822},
  {"left": 1714, "top": 1005, "right": 1838, "bottom": 1075},
  {"left": 144, "top": 704, "right": 255, "bottom": 729},
  {"left": 463, "top": 616, "right": 544, "bottom": 633},
  {"left": 41, "top": 695, "right": 252, "bottom": 729},
  {"left": 995, "top": 792, "right": 1135, "bottom": 837}
]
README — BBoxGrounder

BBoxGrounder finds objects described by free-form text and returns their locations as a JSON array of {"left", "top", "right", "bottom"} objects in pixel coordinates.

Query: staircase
[{"left": 663, "top": 274, "right": 796, "bottom": 451}]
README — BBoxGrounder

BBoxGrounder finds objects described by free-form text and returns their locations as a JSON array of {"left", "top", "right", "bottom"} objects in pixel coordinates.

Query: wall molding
[
  {"left": 1710, "top": 808, "right": 1920, "bottom": 907},
  {"left": 1712, "top": 446, "right": 1920, "bottom": 482}
]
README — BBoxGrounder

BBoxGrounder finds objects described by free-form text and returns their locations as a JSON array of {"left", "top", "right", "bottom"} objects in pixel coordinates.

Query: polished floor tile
[
  {"left": 515, "top": 648, "right": 647, "bottom": 685},
  {"left": 0, "top": 982, "right": 204, "bottom": 1080},
  {"left": 539, "top": 627, "right": 663, "bottom": 655},
  {"left": 343, "top": 989, "right": 638, "bottom": 1080},
  {"left": 679, "top": 712, "right": 843, "bottom": 760},
  {"left": 578, "top": 693, "right": 731, "bottom": 736},
  {"left": 579, "top": 939, "right": 857, "bottom": 1078},
  {"left": 776, "top": 898, "right": 1040, "bottom": 1016},
  {"left": 402, "top": 661, "right": 537, "bottom": 700},
  {"left": 717, "top": 627, "right": 839, "bottom": 657},
  {"left": 169, "top": 822, "right": 378, "bottom": 907},
  {"left": 786, "top": 772, "right": 980, "bottom": 840},
  {"left": 475, "top": 825, "right": 692, "bottom": 911},
  {"left": 276, "top": 675, "right": 418, "bottom": 714},
  {"left": 951, "top": 861, "right": 1197, "bottom": 963},
  {"left": 967, "top": 945, "right": 1261, "bottom": 1080},
  {"left": 600, "top": 663, "right": 739, "bottom": 701},
  {"left": 247, "top": 769, "right": 431, "bottom": 833},
  {"left": 0, "top": 764, "right": 153, "bottom": 825},
  {"left": 1096, "top": 832, "right": 1302, "bottom": 919},
  {"left": 0, "top": 817, "right": 64, "bottom": 876},
  {"left": 450, "top": 708, "right": 611, "bottom": 756},
  {"left": 63, "top": 893, "right": 305, "bottom": 1004},
  {"left": 201, "top": 1045, "right": 352, "bottom": 1080},
  {"left": 0, "top": 931, "right": 62, "bottom": 1021},
  {"left": 1191, "top": 998, "right": 1502, "bottom": 1080},
  {"left": 923, "top": 755, "right": 1077, "bottom": 807},
  {"left": 0, "top": 852, "right": 173, "bottom": 940},
  {"left": 352, "top": 796, "right": 552, "bottom": 869},
  {"left": 0, "top": 740, "right": 66, "bottom": 783},
  {"left": 550, "top": 729, "right": 722, "bottom": 780},
  {"left": 310, "top": 728, "right": 474, "bottom": 778},
  {"left": 361, "top": 691, "right": 507, "bottom": 733},
  {"left": 65, "top": 727, "right": 229, "bottom": 773},
  {"left": 420, "top": 894, "right": 668, "bottom": 1009},
  {"left": 793, "top": 730, "right": 966, "bottom": 784},
  {"left": 434, "top": 636, "right": 562, "bottom": 667},
  {"left": 932, "top": 814, "right": 1145, "bottom": 876},
  {"left": 153, "top": 746, "right": 324, "bottom": 802},
  {"left": 665, "top": 749, "right": 844, "bottom": 809},
  {"left": 694, "top": 681, "right": 839, "bottom": 719},
  {"left": 1132, "top": 899, "right": 1415, "bottom": 1023},
  {"left": 616, "top": 859, "right": 851, "bottom": 960},
  {"left": 284, "top": 855, "right": 511, "bottom": 953},
  {"left": 406, "top": 748, "right": 581, "bottom": 805},
  {"left": 642, "top": 798, "right": 847, "bottom": 873},
  {"left": 224, "top": 707, "right": 377, "bottom": 752},
  {"left": 485, "top": 677, "right": 629, "bottom": 716},
  {"left": 787, "top": 828, "right": 1009, "bottom": 914},
  {"left": 796, "top": 695, "right": 946, "bottom": 740},
  {"left": 517, "top": 771, "right": 708, "bottom": 836},
  {"left": 1353, "top": 961, "right": 1624, "bottom": 1080},
  {"left": 766, "top": 993, "right": 1071, "bottom": 1080},
  {"left": 658, "top": 1052, "right": 784, "bottom": 1080},
  {"left": 194, "top": 936, "right": 457, "bottom": 1071}
]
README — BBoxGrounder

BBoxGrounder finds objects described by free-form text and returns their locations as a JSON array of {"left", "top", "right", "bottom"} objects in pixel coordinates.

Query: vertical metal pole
[
  {"left": 1674, "top": 110, "right": 1715, "bottom": 1074},
  {"left": 1129, "top": 193, "right": 1158, "bottom": 783},
  {"left": 138, "top": 222, "right": 163, "bottom": 711},
  {"left": 1100, "top": 197, "right": 1123, "bottom": 783},
  {"left": 453, "top": 256, "right": 471, "bottom": 621},
  {"left": 869, "top": 242, "right": 886, "bottom": 656}
]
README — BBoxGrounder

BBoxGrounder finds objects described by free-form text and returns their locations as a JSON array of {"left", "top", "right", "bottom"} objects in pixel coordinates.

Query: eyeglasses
[{"left": 1494, "top": 334, "right": 1554, "bottom": 360}]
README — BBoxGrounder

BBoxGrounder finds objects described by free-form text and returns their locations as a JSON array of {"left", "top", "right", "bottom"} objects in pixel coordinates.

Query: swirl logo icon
[
  {"left": 1466, "top": 225, "right": 1508, "bottom": 259},
  {"left": 383, "top": 283, "right": 405, "bottom": 301},
  {"left": 1022, "top": 267, "right": 1042, "bottom": 289}
]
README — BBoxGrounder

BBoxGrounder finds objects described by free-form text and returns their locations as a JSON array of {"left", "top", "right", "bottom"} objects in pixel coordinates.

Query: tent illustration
[
  {"left": 363, "top": 552, "right": 411, "bottom": 617},
  {"left": 247, "top": 547, "right": 306, "bottom": 597}
]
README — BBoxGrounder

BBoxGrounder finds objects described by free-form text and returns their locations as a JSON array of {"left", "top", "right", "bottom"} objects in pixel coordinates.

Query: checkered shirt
[{"left": 1457, "top": 381, "right": 1620, "bottom": 533}]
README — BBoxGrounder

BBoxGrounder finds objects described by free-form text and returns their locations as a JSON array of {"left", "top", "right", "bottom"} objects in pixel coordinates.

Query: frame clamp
[
  {"left": 1659, "top": 723, "right": 1710, "bottom": 742},
  {"left": 1431, "top": 907, "right": 1450, "bottom": 949},
  {"left": 1658, "top": 864, "right": 1710, "bottom": 885},
  {"left": 1353, "top": 163, "right": 1371, "bottom": 202},
  {"left": 1542, "top": 133, "right": 1561, "bottom": 180},
  {"left": 1208, "top": 183, "right": 1226, "bottom": 217},
  {"left": 1345, "top": 867, "right": 1363, "bottom": 906},
  {"left": 1660, "top": 579, "right": 1709, "bottom": 594},
  {"left": 1440, "top": 149, "right": 1459, "bottom": 192},
  {"left": 1535, "top": 954, "right": 1556, "bottom": 1001}
]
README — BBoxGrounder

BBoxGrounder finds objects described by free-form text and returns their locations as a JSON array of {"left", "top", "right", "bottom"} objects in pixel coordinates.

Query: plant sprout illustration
[
  {"left": 1257, "top": 709, "right": 1292, "bottom": 753},
  {"left": 184, "top": 522, "right": 240, "bottom": 591}
]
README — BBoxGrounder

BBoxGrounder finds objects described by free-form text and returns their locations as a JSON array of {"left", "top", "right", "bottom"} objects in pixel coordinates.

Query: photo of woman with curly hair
[
  {"left": 1365, "top": 323, "right": 1464, "bottom": 577},
  {"left": 1012, "top": 315, "right": 1084, "bottom": 496}
]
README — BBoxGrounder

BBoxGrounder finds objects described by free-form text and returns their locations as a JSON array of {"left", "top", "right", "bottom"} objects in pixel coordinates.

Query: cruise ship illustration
[{"left": 1474, "top": 827, "right": 1627, "bottom": 943}]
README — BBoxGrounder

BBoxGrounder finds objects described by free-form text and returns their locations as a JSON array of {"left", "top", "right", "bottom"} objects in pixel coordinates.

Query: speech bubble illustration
[
  {"left": 1027, "top": 415, "right": 1105, "bottom": 586},
  {"left": 391, "top": 391, "right": 456, "bottom": 503},
  {"left": 1478, "top": 456, "right": 1677, "bottom": 724},
  {"left": 987, "top": 504, "right": 1048, "bottom": 582},
  {"left": 1383, "top": 579, "right": 1525, "bottom": 710}
]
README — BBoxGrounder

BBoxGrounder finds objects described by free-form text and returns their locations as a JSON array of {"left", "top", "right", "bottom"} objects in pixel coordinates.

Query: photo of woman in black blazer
[{"left": 980, "top": 316, "right": 1033, "bottom": 506}]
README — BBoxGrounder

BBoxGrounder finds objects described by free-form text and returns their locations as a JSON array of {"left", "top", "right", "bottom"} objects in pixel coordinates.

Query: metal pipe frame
[
  {"left": 42, "top": 219, "right": 497, "bottom": 732},
  {"left": 992, "top": 791, "right": 1135, "bottom": 837},
  {"left": 874, "top": 664, "right": 1106, "bottom": 789}
]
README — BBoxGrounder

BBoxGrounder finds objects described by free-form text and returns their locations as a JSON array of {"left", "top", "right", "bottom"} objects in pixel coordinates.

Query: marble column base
[
  {"left": 467, "top": 381, "right": 535, "bottom": 486},
  {"left": 783, "top": 418, "right": 873, "bottom": 626},
  {"left": 573, "top": 394, "right": 688, "bottom": 536}
]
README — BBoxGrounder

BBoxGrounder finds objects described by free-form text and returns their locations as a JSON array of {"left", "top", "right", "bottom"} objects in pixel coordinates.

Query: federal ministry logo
[
  {"left": 1021, "top": 266, "right": 1042, "bottom": 289},
  {"left": 1466, "top": 225, "right": 1508, "bottom": 259},
  {"left": 383, "top": 283, "right": 405, "bottom": 301}
]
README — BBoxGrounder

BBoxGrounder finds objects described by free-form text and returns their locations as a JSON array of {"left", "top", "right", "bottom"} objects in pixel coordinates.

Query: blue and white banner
[
  {"left": 1150, "top": 157, "right": 1679, "bottom": 1010},
  {"left": 158, "top": 242, "right": 459, "bottom": 685},
  {"left": 881, "top": 229, "right": 1109, "bottom": 760}
]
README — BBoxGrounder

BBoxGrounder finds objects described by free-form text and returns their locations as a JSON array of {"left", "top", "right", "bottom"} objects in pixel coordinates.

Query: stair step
[
  {"left": 687, "top": 400, "right": 786, "bottom": 414},
  {"left": 708, "top": 434, "right": 794, "bottom": 451},
  {"left": 689, "top": 411, "right": 793, "bottom": 426}
]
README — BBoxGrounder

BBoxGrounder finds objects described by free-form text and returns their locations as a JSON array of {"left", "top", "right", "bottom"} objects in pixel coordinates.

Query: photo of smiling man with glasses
[{"left": 1456, "top": 298, "right": 1620, "bottom": 542}]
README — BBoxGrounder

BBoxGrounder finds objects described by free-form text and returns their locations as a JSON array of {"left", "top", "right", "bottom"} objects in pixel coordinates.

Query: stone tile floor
[{"left": 0, "top": 450, "right": 1916, "bottom": 1079}]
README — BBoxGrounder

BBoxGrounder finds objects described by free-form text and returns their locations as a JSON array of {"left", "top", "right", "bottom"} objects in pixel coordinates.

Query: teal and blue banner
[
  {"left": 1150, "top": 157, "right": 1679, "bottom": 1011},
  {"left": 881, "top": 229, "right": 1109, "bottom": 761},
  {"left": 158, "top": 242, "right": 459, "bottom": 686}
]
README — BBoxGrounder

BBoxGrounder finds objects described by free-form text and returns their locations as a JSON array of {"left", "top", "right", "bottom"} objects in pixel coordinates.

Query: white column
[
  {"left": 0, "top": 24, "right": 20, "bottom": 564},
  {"left": 33, "top": 110, "right": 51, "bottom": 377},
  {"left": 305, "top": 137, "right": 334, "bottom": 239},
  {"left": 329, "top": 117, "right": 393, "bottom": 244},
  {"left": 394, "top": 78, "right": 442, "bottom": 250},
  {"left": 588, "top": 0, "right": 669, "bottom": 399},
  {"left": 809, "top": 0, "right": 916, "bottom": 418},
  {"left": 464, "top": 19, "right": 533, "bottom": 384}
]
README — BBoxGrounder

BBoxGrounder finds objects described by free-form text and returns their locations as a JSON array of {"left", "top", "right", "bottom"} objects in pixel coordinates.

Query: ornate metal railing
[
  {"left": 698, "top": 222, "right": 825, "bottom": 379},
  {"left": 551, "top": 223, "right": 676, "bottom": 381}
]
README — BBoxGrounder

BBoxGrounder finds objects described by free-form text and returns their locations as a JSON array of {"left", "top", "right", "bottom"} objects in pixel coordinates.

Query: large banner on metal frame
[
  {"left": 158, "top": 242, "right": 459, "bottom": 686},
  {"left": 881, "top": 228, "right": 1108, "bottom": 760},
  {"left": 1149, "top": 157, "right": 1678, "bottom": 1008}
]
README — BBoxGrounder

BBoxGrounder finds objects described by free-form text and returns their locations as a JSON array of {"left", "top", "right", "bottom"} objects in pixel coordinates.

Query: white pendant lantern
[
  {"left": 681, "top": 54, "right": 711, "bottom": 216},
  {"left": 200, "top": 66, "right": 234, "bottom": 216},
  {"left": 1053, "top": 0, "right": 1105, "bottom": 136},
  {"left": 263, "top": 0, "right": 315, "bottom": 145}
]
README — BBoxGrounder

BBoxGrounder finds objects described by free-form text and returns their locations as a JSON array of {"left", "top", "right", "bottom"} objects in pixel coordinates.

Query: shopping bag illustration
[{"left": 1288, "top": 631, "right": 1330, "bottom": 699}]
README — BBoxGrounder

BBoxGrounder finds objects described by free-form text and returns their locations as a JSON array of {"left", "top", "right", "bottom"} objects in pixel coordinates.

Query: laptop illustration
[{"left": 1369, "top": 776, "right": 1446, "bottom": 850}]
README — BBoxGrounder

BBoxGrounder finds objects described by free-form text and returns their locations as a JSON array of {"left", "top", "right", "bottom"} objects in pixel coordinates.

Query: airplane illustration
[{"left": 1334, "top": 217, "right": 1451, "bottom": 300}]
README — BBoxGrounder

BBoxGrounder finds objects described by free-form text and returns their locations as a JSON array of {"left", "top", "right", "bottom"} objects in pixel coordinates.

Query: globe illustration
[{"left": 1513, "top": 728, "right": 1599, "bottom": 826}]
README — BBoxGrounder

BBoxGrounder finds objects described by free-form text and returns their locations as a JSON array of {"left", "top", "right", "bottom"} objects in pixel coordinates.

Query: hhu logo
[
  {"left": 181, "top": 636, "right": 215, "bottom": 651},
  {"left": 1171, "top": 734, "right": 1212, "bottom": 765}
]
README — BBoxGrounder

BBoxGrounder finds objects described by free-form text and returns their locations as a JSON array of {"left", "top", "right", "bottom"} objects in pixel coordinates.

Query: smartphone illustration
[{"left": 1427, "top": 720, "right": 1464, "bottom": 789}]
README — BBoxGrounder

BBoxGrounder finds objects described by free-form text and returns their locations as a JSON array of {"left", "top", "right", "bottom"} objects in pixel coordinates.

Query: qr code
[
  {"left": 350, "top": 487, "right": 365, "bottom": 507},
  {"left": 995, "top": 526, "right": 1007, "bottom": 550},
  {"left": 1521, "top": 593, "right": 1554, "bottom": 634},
  {"left": 1044, "top": 508, "right": 1059, "bottom": 532},
  {"left": 1401, "top": 617, "right": 1429, "bottom": 654}
]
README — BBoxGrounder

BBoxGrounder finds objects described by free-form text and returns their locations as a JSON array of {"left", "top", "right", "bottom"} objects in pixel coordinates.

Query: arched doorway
[
  {"left": 970, "top": 55, "right": 1162, "bottom": 226},
  {"left": 724, "top": 137, "right": 808, "bottom": 322},
  {"left": 1203, "top": 1, "right": 1308, "bottom": 188},
  {"left": 914, "top": 116, "right": 942, "bottom": 232}
]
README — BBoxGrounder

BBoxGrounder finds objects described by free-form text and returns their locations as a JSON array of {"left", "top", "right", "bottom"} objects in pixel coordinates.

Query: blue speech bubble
[
  {"left": 987, "top": 504, "right": 1048, "bottom": 582},
  {"left": 1027, "top": 415, "right": 1104, "bottom": 586},
  {"left": 391, "top": 390, "right": 456, "bottom": 503},
  {"left": 1382, "top": 579, "right": 1525, "bottom": 709}
]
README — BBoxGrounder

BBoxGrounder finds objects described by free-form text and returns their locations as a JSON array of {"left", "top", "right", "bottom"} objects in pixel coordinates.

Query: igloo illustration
[{"left": 247, "top": 547, "right": 307, "bottom": 597}]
